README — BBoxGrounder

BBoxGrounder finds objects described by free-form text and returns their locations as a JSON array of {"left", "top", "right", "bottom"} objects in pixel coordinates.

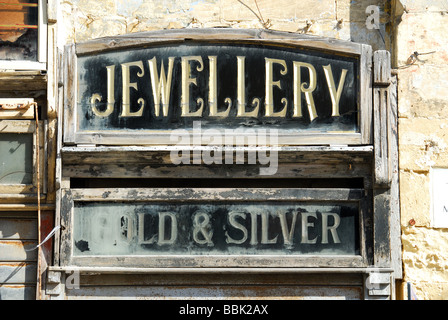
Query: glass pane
[
  {"left": 73, "top": 201, "right": 359, "bottom": 256},
  {"left": 0, "top": 133, "right": 33, "bottom": 184},
  {"left": 0, "top": 0, "right": 38, "bottom": 61}
]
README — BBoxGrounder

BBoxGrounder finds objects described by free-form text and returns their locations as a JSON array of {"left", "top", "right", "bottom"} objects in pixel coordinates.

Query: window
[
  {"left": 0, "top": 0, "right": 47, "bottom": 70},
  {"left": 0, "top": 99, "right": 44, "bottom": 194}
]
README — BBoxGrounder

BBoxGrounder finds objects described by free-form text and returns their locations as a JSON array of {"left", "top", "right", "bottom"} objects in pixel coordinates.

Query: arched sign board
[
  {"left": 59, "top": 29, "right": 377, "bottom": 270},
  {"left": 63, "top": 29, "right": 372, "bottom": 146}
]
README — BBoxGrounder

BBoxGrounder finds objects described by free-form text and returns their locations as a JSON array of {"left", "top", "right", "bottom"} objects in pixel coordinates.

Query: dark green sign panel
[
  {"left": 77, "top": 43, "right": 359, "bottom": 132},
  {"left": 73, "top": 201, "right": 359, "bottom": 256}
]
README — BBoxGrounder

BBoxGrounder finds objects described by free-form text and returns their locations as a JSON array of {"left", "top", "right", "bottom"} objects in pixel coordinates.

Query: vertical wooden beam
[
  {"left": 373, "top": 50, "right": 392, "bottom": 187},
  {"left": 63, "top": 44, "right": 77, "bottom": 145},
  {"left": 389, "top": 75, "right": 402, "bottom": 279},
  {"left": 361, "top": 45, "right": 373, "bottom": 145},
  {"left": 373, "top": 50, "right": 393, "bottom": 270}
]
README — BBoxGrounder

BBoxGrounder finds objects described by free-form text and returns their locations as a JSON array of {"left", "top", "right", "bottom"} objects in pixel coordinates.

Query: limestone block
[
  {"left": 73, "top": 16, "right": 127, "bottom": 42},
  {"left": 399, "top": 170, "right": 431, "bottom": 227},
  {"left": 395, "top": 12, "right": 448, "bottom": 66},
  {"left": 188, "top": 0, "right": 221, "bottom": 23},
  {"left": 397, "top": 65, "right": 448, "bottom": 119},
  {"left": 398, "top": 118, "right": 448, "bottom": 171},
  {"left": 398, "top": 0, "right": 448, "bottom": 13},
  {"left": 220, "top": 0, "right": 335, "bottom": 22},
  {"left": 402, "top": 226, "right": 448, "bottom": 299},
  {"left": 76, "top": 0, "right": 117, "bottom": 16}
]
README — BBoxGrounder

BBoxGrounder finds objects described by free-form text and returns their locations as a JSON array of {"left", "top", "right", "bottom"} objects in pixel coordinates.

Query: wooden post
[{"left": 372, "top": 50, "right": 393, "bottom": 273}]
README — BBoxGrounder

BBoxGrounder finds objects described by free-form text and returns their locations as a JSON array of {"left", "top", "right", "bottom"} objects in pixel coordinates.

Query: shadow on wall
[{"left": 0, "top": 216, "right": 38, "bottom": 300}]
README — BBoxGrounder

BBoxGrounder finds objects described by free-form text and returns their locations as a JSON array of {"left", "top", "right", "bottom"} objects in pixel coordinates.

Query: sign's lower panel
[
  {"left": 59, "top": 187, "right": 368, "bottom": 268},
  {"left": 73, "top": 201, "right": 359, "bottom": 257},
  {"left": 64, "top": 284, "right": 363, "bottom": 300}
]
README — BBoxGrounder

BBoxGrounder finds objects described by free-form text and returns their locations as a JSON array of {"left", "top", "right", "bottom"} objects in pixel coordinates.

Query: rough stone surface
[
  {"left": 402, "top": 227, "right": 448, "bottom": 299},
  {"left": 58, "top": 0, "right": 389, "bottom": 50},
  {"left": 395, "top": 0, "right": 448, "bottom": 300}
]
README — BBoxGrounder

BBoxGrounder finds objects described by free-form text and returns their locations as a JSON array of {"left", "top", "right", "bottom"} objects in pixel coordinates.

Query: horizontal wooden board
[
  {"left": 0, "top": 211, "right": 37, "bottom": 218},
  {"left": 62, "top": 163, "right": 372, "bottom": 181},
  {"left": 0, "top": 262, "right": 37, "bottom": 284},
  {"left": 61, "top": 146, "right": 374, "bottom": 164},
  {"left": 0, "top": 120, "right": 36, "bottom": 133},
  {"left": 64, "top": 284, "right": 362, "bottom": 300},
  {"left": 0, "top": 71, "right": 47, "bottom": 93},
  {"left": 77, "top": 272, "right": 363, "bottom": 287},
  {"left": 0, "top": 240, "right": 38, "bottom": 261},
  {"left": 75, "top": 29, "right": 364, "bottom": 56},
  {"left": 0, "top": 284, "right": 35, "bottom": 300},
  {"left": 0, "top": 218, "right": 37, "bottom": 240}
]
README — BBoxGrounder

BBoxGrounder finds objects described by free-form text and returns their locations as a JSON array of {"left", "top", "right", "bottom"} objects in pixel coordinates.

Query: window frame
[
  {"left": 59, "top": 187, "right": 371, "bottom": 269},
  {"left": 0, "top": 0, "right": 47, "bottom": 71},
  {"left": 0, "top": 119, "right": 44, "bottom": 194}
]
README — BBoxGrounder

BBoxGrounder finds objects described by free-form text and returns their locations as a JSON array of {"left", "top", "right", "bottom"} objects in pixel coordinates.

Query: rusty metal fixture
[
  {"left": 33, "top": 101, "right": 42, "bottom": 300},
  {"left": 0, "top": 100, "right": 33, "bottom": 110}
]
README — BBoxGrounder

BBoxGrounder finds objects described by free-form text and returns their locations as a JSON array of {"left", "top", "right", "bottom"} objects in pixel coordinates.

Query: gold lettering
[
  {"left": 148, "top": 57, "right": 174, "bottom": 117},
  {"left": 323, "top": 64, "right": 348, "bottom": 117},
  {"left": 261, "top": 212, "right": 278, "bottom": 244},
  {"left": 120, "top": 61, "right": 145, "bottom": 117},
  {"left": 192, "top": 211, "right": 213, "bottom": 245},
  {"left": 91, "top": 65, "right": 115, "bottom": 117},
  {"left": 209, "top": 56, "right": 231, "bottom": 117},
  {"left": 90, "top": 93, "right": 103, "bottom": 116},
  {"left": 265, "top": 58, "right": 287, "bottom": 117},
  {"left": 236, "top": 56, "right": 259, "bottom": 117},
  {"left": 293, "top": 61, "right": 317, "bottom": 121},
  {"left": 181, "top": 56, "right": 204, "bottom": 117},
  {"left": 225, "top": 211, "right": 248, "bottom": 244},
  {"left": 250, "top": 212, "right": 258, "bottom": 245},
  {"left": 278, "top": 211, "right": 299, "bottom": 245},
  {"left": 301, "top": 212, "right": 318, "bottom": 244},
  {"left": 157, "top": 212, "right": 178, "bottom": 245},
  {"left": 138, "top": 213, "right": 156, "bottom": 244},
  {"left": 321, "top": 212, "right": 341, "bottom": 244}
]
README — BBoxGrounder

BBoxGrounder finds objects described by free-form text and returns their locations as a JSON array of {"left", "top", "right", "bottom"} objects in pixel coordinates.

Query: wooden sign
[
  {"left": 64, "top": 29, "right": 372, "bottom": 146},
  {"left": 60, "top": 187, "right": 368, "bottom": 268}
]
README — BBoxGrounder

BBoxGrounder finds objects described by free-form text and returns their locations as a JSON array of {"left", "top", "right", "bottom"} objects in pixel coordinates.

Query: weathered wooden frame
[
  {"left": 58, "top": 187, "right": 371, "bottom": 269},
  {"left": 0, "top": 120, "right": 44, "bottom": 195},
  {"left": 63, "top": 29, "right": 372, "bottom": 146},
  {"left": 53, "top": 31, "right": 400, "bottom": 299}
]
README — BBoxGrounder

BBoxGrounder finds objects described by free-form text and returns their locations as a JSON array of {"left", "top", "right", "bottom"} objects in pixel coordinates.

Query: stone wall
[
  {"left": 57, "top": 0, "right": 389, "bottom": 50},
  {"left": 393, "top": 0, "right": 448, "bottom": 300}
]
